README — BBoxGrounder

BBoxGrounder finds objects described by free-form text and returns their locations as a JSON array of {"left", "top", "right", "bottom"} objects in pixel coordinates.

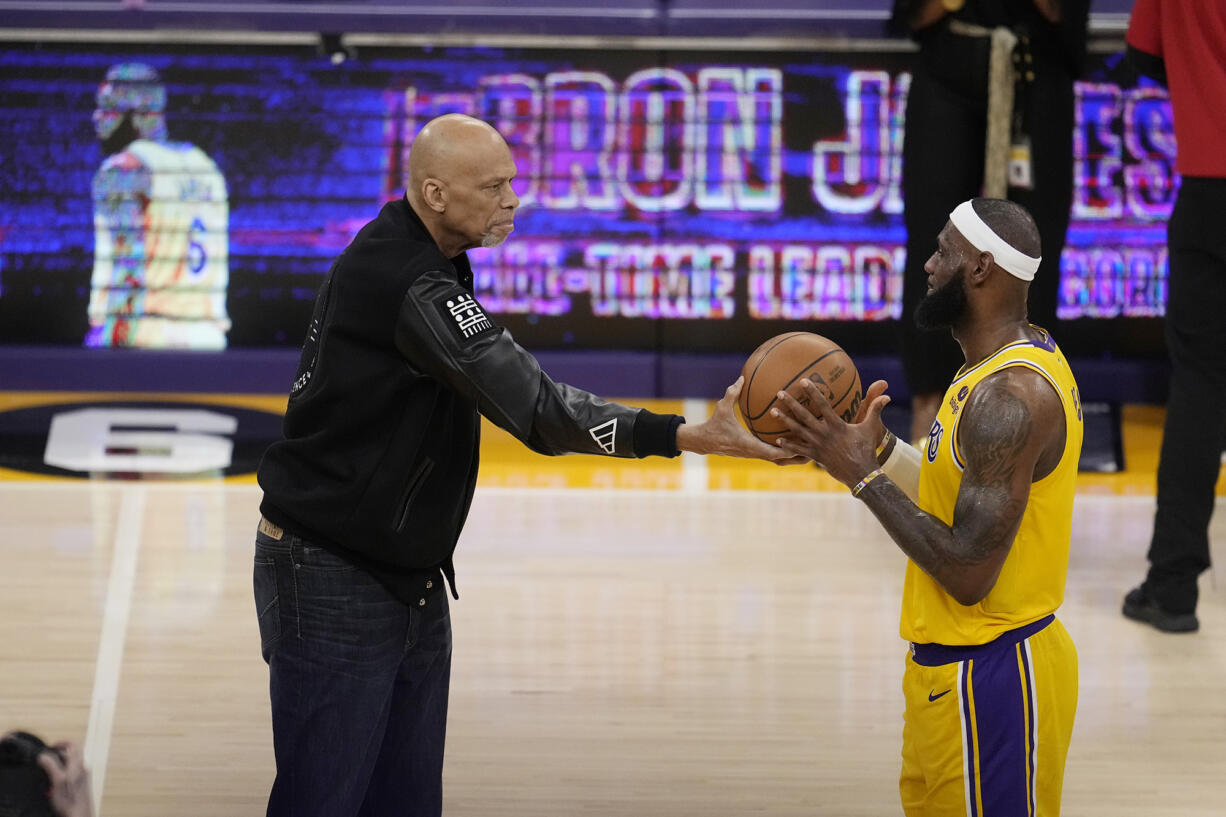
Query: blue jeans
[{"left": 254, "top": 525, "right": 452, "bottom": 817}]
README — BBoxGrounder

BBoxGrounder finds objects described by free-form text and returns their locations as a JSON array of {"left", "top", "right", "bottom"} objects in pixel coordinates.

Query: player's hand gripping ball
[{"left": 738, "top": 332, "right": 862, "bottom": 443}]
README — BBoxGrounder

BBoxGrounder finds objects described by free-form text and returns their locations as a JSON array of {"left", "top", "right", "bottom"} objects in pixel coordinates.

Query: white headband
[{"left": 948, "top": 200, "right": 1040, "bottom": 282}]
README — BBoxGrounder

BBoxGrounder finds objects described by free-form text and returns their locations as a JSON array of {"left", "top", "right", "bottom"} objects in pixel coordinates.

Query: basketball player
[
  {"left": 88, "top": 63, "right": 230, "bottom": 349},
  {"left": 254, "top": 114, "right": 795, "bottom": 817},
  {"left": 773, "top": 198, "right": 1082, "bottom": 816},
  {"left": 890, "top": 0, "right": 1088, "bottom": 444}
]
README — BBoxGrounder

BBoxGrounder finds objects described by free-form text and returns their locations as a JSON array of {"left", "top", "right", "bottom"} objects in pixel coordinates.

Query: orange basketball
[{"left": 738, "top": 332, "right": 863, "bottom": 443}]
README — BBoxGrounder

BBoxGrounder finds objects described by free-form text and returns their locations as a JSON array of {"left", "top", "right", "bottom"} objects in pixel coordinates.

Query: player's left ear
[
  {"left": 423, "top": 178, "right": 447, "bottom": 213},
  {"left": 970, "top": 250, "right": 995, "bottom": 284}
]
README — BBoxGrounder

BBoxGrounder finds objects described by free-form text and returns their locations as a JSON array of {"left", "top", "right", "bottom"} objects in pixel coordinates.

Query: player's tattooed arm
[{"left": 856, "top": 369, "right": 1059, "bottom": 605}]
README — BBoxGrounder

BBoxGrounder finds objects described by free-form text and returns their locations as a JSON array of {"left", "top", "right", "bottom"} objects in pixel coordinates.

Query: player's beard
[
  {"left": 914, "top": 267, "right": 968, "bottom": 331},
  {"left": 100, "top": 111, "right": 140, "bottom": 156}
]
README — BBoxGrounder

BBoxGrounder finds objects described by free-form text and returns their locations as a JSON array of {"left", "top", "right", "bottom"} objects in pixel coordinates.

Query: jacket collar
[{"left": 393, "top": 195, "right": 474, "bottom": 288}]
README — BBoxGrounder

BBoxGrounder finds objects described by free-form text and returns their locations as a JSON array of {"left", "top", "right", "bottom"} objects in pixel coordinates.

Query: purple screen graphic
[{"left": 0, "top": 43, "right": 1172, "bottom": 353}]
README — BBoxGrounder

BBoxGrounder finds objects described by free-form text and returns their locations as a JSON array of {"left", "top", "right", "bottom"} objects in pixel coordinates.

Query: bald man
[
  {"left": 253, "top": 114, "right": 793, "bottom": 817},
  {"left": 775, "top": 198, "right": 1083, "bottom": 815}
]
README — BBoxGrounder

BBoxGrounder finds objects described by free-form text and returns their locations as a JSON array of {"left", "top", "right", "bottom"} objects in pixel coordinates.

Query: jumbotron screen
[{"left": 0, "top": 42, "right": 1173, "bottom": 351}]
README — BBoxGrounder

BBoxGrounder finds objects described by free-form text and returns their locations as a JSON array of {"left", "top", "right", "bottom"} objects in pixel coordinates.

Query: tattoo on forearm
[
  {"left": 858, "top": 478, "right": 959, "bottom": 574},
  {"left": 853, "top": 377, "right": 1038, "bottom": 603},
  {"left": 953, "top": 486, "right": 1026, "bottom": 561},
  {"left": 858, "top": 477, "right": 1017, "bottom": 605}
]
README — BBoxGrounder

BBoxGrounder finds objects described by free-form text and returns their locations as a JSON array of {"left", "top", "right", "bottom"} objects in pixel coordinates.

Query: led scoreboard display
[
  {"left": 0, "top": 42, "right": 1174, "bottom": 352},
  {"left": 462, "top": 65, "right": 904, "bottom": 325}
]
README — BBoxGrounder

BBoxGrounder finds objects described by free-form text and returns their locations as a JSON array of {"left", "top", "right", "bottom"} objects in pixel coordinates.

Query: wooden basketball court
[{"left": 1, "top": 397, "right": 1223, "bottom": 815}]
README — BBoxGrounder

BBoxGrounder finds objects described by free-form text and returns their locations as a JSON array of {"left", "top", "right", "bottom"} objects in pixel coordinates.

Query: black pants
[
  {"left": 899, "top": 29, "right": 1075, "bottom": 394},
  {"left": 1145, "top": 177, "right": 1226, "bottom": 614}
]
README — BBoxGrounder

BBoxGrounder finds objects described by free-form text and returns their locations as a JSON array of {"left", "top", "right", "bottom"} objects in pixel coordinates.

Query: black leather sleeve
[{"left": 394, "top": 268, "right": 680, "bottom": 459}]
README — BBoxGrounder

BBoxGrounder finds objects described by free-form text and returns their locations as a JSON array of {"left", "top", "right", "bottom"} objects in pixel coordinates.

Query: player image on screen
[{"left": 87, "top": 62, "right": 230, "bottom": 349}]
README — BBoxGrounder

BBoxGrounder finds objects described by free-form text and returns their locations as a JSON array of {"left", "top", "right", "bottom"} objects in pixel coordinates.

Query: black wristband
[{"left": 633, "top": 410, "right": 685, "bottom": 458}]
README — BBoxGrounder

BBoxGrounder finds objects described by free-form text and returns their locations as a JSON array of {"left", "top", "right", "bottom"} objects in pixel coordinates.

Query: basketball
[{"left": 738, "top": 332, "right": 863, "bottom": 443}]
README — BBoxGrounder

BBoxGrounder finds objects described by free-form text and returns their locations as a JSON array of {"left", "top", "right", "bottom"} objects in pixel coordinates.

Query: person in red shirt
[{"left": 1121, "top": 0, "right": 1226, "bottom": 633}]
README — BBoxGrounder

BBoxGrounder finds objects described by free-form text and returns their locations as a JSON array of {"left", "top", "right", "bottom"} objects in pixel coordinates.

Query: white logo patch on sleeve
[
  {"left": 435, "top": 292, "right": 495, "bottom": 343},
  {"left": 589, "top": 418, "right": 618, "bottom": 454}
]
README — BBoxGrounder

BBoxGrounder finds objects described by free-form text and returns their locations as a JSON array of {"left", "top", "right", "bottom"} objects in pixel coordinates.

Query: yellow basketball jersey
[{"left": 900, "top": 328, "right": 1083, "bottom": 646}]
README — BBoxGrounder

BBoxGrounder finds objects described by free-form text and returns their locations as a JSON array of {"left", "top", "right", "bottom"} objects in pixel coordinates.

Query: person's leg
[
  {"left": 913, "top": 623, "right": 1077, "bottom": 817},
  {"left": 952, "top": 649, "right": 1032, "bottom": 817},
  {"left": 255, "top": 530, "right": 411, "bottom": 817},
  {"left": 1132, "top": 179, "right": 1226, "bottom": 625},
  {"left": 899, "top": 652, "right": 932, "bottom": 817},
  {"left": 955, "top": 622, "right": 1078, "bottom": 817},
  {"left": 1029, "top": 619, "right": 1078, "bottom": 817},
  {"left": 358, "top": 592, "right": 454, "bottom": 817},
  {"left": 899, "top": 61, "right": 984, "bottom": 443},
  {"left": 899, "top": 653, "right": 967, "bottom": 816},
  {"left": 1010, "top": 65, "right": 1075, "bottom": 333}
]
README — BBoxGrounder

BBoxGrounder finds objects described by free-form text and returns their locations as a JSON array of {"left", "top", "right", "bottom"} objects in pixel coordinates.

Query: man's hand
[
  {"left": 853, "top": 379, "right": 890, "bottom": 451},
  {"left": 770, "top": 378, "right": 891, "bottom": 487},
  {"left": 676, "top": 377, "right": 807, "bottom": 464},
  {"left": 38, "top": 742, "right": 94, "bottom": 817}
]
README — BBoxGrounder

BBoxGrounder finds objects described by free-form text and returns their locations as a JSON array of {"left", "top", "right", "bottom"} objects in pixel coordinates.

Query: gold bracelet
[
  {"left": 874, "top": 430, "right": 895, "bottom": 459},
  {"left": 851, "top": 468, "right": 885, "bottom": 498}
]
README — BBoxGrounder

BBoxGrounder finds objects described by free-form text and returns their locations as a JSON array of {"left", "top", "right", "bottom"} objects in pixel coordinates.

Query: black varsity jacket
[{"left": 256, "top": 197, "right": 682, "bottom": 594}]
